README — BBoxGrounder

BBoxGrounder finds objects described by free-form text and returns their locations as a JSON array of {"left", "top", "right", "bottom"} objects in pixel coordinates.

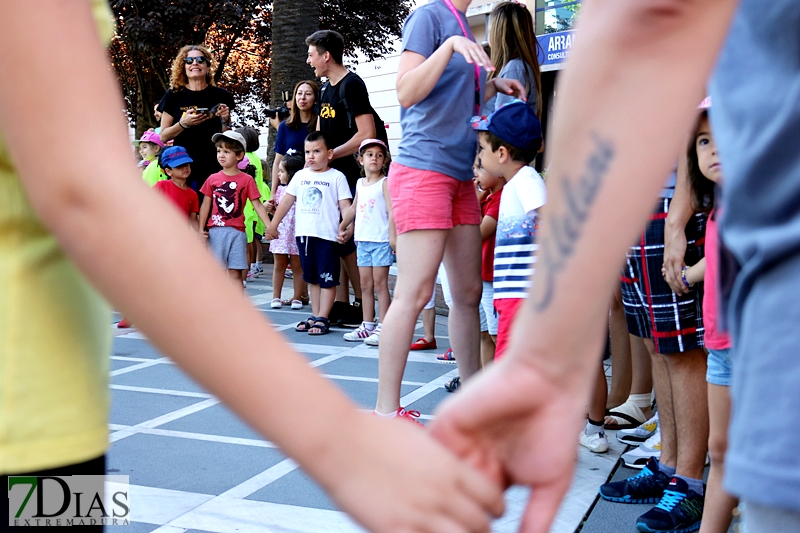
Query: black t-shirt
[
  {"left": 318, "top": 72, "right": 372, "bottom": 188},
  {"left": 161, "top": 86, "right": 235, "bottom": 191}
]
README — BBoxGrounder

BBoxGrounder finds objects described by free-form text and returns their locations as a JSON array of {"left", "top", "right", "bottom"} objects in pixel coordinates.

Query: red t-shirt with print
[
  {"left": 200, "top": 171, "right": 262, "bottom": 231},
  {"left": 153, "top": 179, "right": 199, "bottom": 218},
  {"left": 480, "top": 190, "right": 502, "bottom": 282}
]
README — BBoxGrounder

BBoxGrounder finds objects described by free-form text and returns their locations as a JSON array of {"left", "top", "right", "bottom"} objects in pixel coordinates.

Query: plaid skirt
[{"left": 620, "top": 197, "right": 706, "bottom": 354}]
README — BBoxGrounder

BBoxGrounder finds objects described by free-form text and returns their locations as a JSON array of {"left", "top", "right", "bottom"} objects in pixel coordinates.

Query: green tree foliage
[{"left": 109, "top": 0, "right": 411, "bottom": 136}]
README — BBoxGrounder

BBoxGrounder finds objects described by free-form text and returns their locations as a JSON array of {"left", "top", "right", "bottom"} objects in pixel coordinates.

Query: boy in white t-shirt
[
  {"left": 266, "top": 131, "right": 352, "bottom": 335},
  {"left": 472, "top": 100, "right": 545, "bottom": 360},
  {"left": 339, "top": 138, "right": 394, "bottom": 345}
]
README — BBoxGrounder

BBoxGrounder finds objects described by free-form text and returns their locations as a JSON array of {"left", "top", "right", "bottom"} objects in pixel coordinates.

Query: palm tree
[{"left": 267, "top": 1, "right": 320, "bottom": 169}]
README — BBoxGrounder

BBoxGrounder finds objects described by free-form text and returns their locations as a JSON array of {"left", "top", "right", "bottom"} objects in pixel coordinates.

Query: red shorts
[
  {"left": 494, "top": 297, "right": 524, "bottom": 360},
  {"left": 388, "top": 162, "right": 481, "bottom": 235}
]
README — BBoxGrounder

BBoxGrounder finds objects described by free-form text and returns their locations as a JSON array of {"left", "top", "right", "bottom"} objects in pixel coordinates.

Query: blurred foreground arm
[
  {"left": 0, "top": 2, "right": 503, "bottom": 532},
  {"left": 431, "top": 1, "right": 738, "bottom": 532}
]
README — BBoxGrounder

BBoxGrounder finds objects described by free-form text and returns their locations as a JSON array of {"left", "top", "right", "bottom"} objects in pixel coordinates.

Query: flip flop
[
  {"left": 436, "top": 348, "right": 456, "bottom": 363},
  {"left": 604, "top": 401, "right": 647, "bottom": 430},
  {"left": 410, "top": 338, "right": 437, "bottom": 351}
]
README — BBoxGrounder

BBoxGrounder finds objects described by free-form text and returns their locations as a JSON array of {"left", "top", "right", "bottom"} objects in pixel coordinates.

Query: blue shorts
[
  {"left": 356, "top": 241, "right": 393, "bottom": 268},
  {"left": 208, "top": 226, "right": 248, "bottom": 270},
  {"left": 706, "top": 348, "right": 732, "bottom": 386},
  {"left": 297, "top": 236, "right": 340, "bottom": 288}
]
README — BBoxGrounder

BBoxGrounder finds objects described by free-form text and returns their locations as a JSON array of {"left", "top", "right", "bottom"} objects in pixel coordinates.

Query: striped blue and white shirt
[{"left": 493, "top": 166, "right": 546, "bottom": 300}]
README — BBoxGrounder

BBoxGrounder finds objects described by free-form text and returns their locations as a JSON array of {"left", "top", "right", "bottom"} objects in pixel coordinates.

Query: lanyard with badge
[{"left": 442, "top": 0, "right": 482, "bottom": 115}]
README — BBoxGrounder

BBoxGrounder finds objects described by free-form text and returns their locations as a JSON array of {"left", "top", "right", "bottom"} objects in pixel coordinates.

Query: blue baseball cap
[
  {"left": 471, "top": 100, "right": 542, "bottom": 153},
  {"left": 160, "top": 146, "right": 193, "bottom": 168}
]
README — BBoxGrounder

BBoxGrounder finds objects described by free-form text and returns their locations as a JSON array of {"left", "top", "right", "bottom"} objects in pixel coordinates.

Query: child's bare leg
[
  {"left": 228, "top": 269, "right": 244, "bottom": 291},
  {"left": 608, "top": 285, "right": 632, "bottom": 408},
  {"left": 422, "top": 307, "right": 436, "bottom": 342},
  {"left": 316, "top": 286, "right": 336, "bottom": 319},
  {"left": 589, "top": 362, "right": 609, "bottom": 422},
  {"left": 373, "top": 266, "right": 391, "bottom": 322},
  {"left": 273, "top": 254, "right": 288, "bottom": 300},
  {"left": 289, "top": 255, "right": 305, "bottom": 302},
  {"left": 442, "top": 224, "right": 482, "bottom": 381},
  {"left": 359, "top": 267, "right": 376, "bottom": 323},
  {"left": 480, "top": 331, "right": 495, "bottom": 367},
  {"left": 255, "top": 238, "right": 263, "bottom": 263},
  {"left": 376, "top": 229, "right": 446, "bottom": 414},
  {"left": 699, "top": 383, "right": 737, "bottom": 533},
  {"left": 309, "top": 283, "right": 322, "bottom": 317}
]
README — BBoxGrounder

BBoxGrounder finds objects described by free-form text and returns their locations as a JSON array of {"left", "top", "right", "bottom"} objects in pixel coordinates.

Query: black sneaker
[
  {"left": 328, "top": 301, "right": 349, "bottom": 326},
  {"left": 341, "top": 299, "right": 363, "bottom": 327},
  {"left": 598, "top": 457, "right": 671, "bottom": 504},
  {"left": 635, "top": 477, "right": 704, "bottom": 533}
]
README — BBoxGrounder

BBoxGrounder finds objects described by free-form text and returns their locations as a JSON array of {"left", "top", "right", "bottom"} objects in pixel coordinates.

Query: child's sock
[
  {"left": 364, "top": 321, "right": 376, "bottom": 331},
  {"left": 660, "top": 463, "right": 676, "bottom": 477},
  {"left": 372, "top": 409, "right": 397, "bottom": 418},
  {"left": 250, "top": 262, "right": 256, "bottom": 272},
  {"left": 255, "top": 261, "right": 262, "bottom": 271},
  {"left": 676, "top": 475, "right": 705, "bottom": 495},
  {"left": 585, "top": 419, "right": 604, "bottom": 437}
]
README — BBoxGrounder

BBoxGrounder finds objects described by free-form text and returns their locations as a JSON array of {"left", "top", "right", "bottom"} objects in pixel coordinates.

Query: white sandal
[
  {"left": 270, "top": 298, "right": 282, "bottom": 309},
  {"left": 291, "top": 300, "right": 303, "bottom": 309}
]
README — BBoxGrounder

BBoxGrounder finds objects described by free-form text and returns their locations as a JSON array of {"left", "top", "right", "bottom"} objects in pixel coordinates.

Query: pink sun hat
[{"left": 132, "top": 130, "right": 166, "bottom": 147}]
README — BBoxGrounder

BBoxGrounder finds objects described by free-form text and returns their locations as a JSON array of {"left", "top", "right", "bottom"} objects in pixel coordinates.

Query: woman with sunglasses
[{"left": 160, "top": 45, "right": 235, "bottom": 194}]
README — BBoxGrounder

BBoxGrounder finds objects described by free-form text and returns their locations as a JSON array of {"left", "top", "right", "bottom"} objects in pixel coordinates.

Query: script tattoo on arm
[{"left": 531, "top": 133, "right": 615, "bottom": 312}]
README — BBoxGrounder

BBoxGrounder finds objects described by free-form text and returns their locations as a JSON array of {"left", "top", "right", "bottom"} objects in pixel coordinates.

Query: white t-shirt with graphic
[
  {"left": 354, "top": 177, "right": 389, "bottom": 243},
  {"left": 285, "top": 167, "right": 352, "bottom": 242},
  {"left": 493, "top": 166, "right": 547, "bottom": 300}
]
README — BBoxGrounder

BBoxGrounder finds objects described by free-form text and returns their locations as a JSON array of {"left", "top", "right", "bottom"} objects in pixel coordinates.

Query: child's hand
[
  {"left": 200, "top": 230, "right": 209, "bottom": 240},
  {"left": 338, "top": 226, "right": 353, "bottom": 244},
  {"left": 265, "top": 199, "right": 276, "bottom": 214},
  {"left": 389, "top": 235, "right": 396, "bottom": 252},
  {"left": 320, "top": 413, "right": 504, "bottom": 533}
]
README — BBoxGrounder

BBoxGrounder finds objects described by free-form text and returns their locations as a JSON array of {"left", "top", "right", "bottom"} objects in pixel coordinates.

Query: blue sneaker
[
  {"left": 598, "top": 457, "right": 670, "bottom": 504},
  {"left": 635, "top": 477, "right": 704, "bottom": 533}
]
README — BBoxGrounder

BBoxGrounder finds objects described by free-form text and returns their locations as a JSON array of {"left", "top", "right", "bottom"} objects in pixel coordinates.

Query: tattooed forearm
[{"left": 531, "top": 133, "right": 615, "bottom": 311}]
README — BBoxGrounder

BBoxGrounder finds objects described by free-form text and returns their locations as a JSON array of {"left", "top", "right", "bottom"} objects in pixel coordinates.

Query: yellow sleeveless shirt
[{"left": 0, "top": 0, "right": 114, "bottom": 473}]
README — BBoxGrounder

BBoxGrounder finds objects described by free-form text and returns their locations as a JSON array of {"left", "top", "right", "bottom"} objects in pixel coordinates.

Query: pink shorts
[
  {"left": 388, "top": 162, "right": 481, "bottom": 235},
  {"left": 494, "top": 297, "right": 524, "bottom": 360}
]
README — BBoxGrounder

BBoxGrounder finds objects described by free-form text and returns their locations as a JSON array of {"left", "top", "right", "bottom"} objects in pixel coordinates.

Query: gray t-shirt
[
  {"left": 710, "top": 0, "right": 800, "bottom": 512},
  {"left": 483, "top": 58, "right": 539, "bottom": 116},
  {"left": 396, "top": 0, "right": 486, "bottom": 182}
]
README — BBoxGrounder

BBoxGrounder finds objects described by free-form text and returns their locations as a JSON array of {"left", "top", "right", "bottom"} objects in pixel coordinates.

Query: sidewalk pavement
[{"left": 106, "top": 267, "right": 633, "bottom": 533}]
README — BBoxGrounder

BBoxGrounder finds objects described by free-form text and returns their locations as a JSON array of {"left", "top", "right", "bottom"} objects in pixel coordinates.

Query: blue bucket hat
[
  {"left": 471, "top": 100, "right": 542, "bottom": 153},
  {"left": 160, "top": 146, "right": 193, "bottom": 168}
]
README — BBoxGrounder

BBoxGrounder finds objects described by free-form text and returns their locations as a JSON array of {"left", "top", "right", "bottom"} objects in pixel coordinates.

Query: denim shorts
[
  {"left": 479, "top": 281, "right": 498, "bottom": 335},
  {"left": 706, "top": 347, "right": 732, "bottom": 386},
  {"left": 356, "top": 241, "right": 393, "bottom": 268},
  {"left": 208, "top": 226, "right": 248, "bottom": 270}
]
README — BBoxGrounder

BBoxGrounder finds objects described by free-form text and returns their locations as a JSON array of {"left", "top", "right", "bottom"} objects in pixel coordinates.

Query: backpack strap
[{"left": 338, "top": 72, "right": 354, "bottom": 131}]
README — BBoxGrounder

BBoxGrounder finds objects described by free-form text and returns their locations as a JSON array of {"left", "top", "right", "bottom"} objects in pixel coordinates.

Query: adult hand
[
  {"left": 449, "top": 36, "right": 495, "bottom": 71},
  {"left": 431, "top": 356, "right": 588, "bottom": 533},
  {"left": 181, "top": 109, "right": 209, "bottom": 128},
  {"left": 214, "top": 103, "right": 231, "bottom": 124},
  {"left": 663, "top": 224, "right": 688, "bottom": 294},
  {"left": 491, "top": 78, "right": 527, "bottom": 102}
]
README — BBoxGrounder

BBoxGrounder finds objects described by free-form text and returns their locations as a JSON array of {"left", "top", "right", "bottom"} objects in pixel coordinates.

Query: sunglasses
[{"left": 183, "top": 56, "right": 209, "bottom": 65}]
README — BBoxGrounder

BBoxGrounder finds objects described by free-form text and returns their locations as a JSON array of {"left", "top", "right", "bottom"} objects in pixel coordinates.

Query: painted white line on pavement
[
  {"left": 400, "top": 368, "right": 460, "bottom": 407},
  {"left": 220, "top": 457, "right": 299, "bottom": 499},
  {"left": 112, "top": 355, "right": 163, "bottom": 363},
  {"left": 110, "top": 358, "right": 168, "bottom": 376},
  {"left": 307, "top": 352, "right": 349, "bottom": 368},
  {"left": 322, "top": 374, "right": 427, "bottom": 387},
  {"left": 110, "top": 384, "right": 212, "bottom": 399},
  {"left": 108, "top": 423, "right": 276, "bottom": 448},
  {"left": 121, "top": 484, "right": 213, "bottom": 527},
  {"left": 109, "top": 398, "right": 220, "bottom": 443},
  {"left": 168, "top": 495, "right": 367, "bottom": 533}
]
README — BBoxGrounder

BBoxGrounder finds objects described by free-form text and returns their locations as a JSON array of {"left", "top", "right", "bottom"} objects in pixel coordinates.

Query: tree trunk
[{"left": 267, "top": 0, "right": 320, "bottom": 175}]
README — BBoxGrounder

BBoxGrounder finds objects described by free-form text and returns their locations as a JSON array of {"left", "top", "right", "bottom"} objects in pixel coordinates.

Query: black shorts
[
  {"left": 337, "top": 235, "right": 357, "bottom": 258},
  {"left": 620, "top": 197, "right": 706, "bottom": 354},
  {"left": 297, "top": 236, "right": 341, "bottom": 288}
]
